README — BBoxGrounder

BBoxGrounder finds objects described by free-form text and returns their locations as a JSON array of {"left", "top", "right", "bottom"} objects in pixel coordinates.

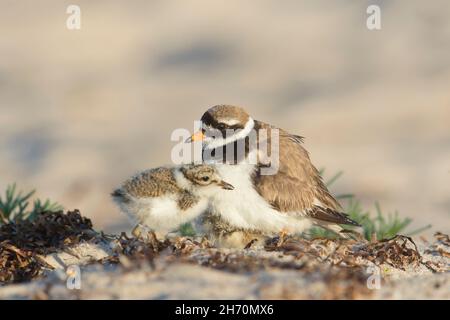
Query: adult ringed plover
[{"left": 188, "top": 105, "right": 360, "bottom": 245}]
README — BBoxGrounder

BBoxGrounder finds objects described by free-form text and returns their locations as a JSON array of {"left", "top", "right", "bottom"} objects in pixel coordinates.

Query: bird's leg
[
  {"left": 132, "top": 225, "right": 160, "bottom": 250},
  {"left": 244, "top": 238, "right": 258, "bottom": 249},
  {"left": 277, "top": 228, "right": 289, "bottom": 246},
  {"left": 147, "top": 230, "right": 160, "bottom": 251},
  {"left": 131, "top": 224, "right": 142, "bottom": 238}
]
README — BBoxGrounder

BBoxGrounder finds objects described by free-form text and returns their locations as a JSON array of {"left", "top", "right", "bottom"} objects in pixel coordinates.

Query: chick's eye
[{"left": 201, "top": 176, "right": 210, "bottom": 182}]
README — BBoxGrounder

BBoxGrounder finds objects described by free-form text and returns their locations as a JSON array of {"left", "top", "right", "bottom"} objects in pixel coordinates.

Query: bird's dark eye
[{"left": 201, "top": 176, "right": 210, "bottom": 182}]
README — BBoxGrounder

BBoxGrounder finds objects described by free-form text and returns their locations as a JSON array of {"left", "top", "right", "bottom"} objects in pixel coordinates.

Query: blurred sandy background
[{"left": 0, "top": 0, "right": 449, "bottom": 235}]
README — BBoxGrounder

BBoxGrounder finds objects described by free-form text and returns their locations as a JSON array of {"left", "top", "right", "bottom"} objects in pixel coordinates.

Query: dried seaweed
[
  {"left": 0, "top": 210, "right": 96, "bottom": 284},
  {"left": 264, "top": 234, "right": 429, "bottom": 273},
  {"left": 0, "top": 241, "right": 43, "bottom": 283},
  {"left": 0, "top": 209, "right": 95, "bottom": 254},
  {"left": 434, "top": 232, "right": 450, "bottom": 247},
  {"left": 1, "top": 206, "right": 447, "bottom": 299},
  {"left": 101, "top": 231, "right": 172, "bottom": 269},
  {"left": 352, "top": 235, "right": 421, "bottom": 270},
  {"left": 421, "top": 232, "right": 450, "bottom": 271},
  {"left": 171, "top": 236, "right": 213, "bottom": 255},
  {"left": 160, "top": 234, "right": 425, "bottom": 276}
]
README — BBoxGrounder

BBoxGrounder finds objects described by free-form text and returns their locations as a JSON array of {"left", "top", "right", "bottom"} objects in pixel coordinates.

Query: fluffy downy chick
[{"left": 112, "top": 164, "right": 234, "bottom": 236}]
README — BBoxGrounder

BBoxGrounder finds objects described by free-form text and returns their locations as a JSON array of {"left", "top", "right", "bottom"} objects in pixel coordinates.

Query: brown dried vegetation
[
  {"left": 0, "top": 210, "right": 95, "bottom": 283},
  {"left": 0, "top": 209, "right": 448, "bottom": 298}
]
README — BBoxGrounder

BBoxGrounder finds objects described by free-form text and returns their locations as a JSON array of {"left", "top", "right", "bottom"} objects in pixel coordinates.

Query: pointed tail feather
[{"left": 307, "top": 206, "right": 361, "bottom": 227}]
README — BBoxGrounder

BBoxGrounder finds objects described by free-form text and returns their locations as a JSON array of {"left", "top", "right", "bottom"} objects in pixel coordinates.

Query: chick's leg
[{"left": 132, "top": 224, "right": 143, "bottom": 238}]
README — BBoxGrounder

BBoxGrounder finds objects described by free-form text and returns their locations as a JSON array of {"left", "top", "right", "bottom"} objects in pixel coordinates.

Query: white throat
[{"left": 203, "top": 117, "right": 255, "bottom": 150}]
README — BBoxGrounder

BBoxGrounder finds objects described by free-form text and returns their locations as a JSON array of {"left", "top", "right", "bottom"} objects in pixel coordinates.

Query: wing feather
[
  {"left": 253, "top": 121, "right": 354, "bottom": 228},
  {"left": 306, "top": 206, "right": 361, "bottom": 226}
]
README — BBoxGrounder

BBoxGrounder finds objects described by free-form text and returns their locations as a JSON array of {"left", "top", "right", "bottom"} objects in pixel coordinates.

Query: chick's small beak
[
  {"left": 219, "top": 180, "right": 234, "bottom": 190},
  {"left": 185, "top": 130, "right": 205, "bottom": 143}
]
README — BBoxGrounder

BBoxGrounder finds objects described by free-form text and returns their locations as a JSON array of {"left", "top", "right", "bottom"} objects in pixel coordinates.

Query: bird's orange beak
[{"left": 186, "top": 130, "right": 205, "bottom": 143}]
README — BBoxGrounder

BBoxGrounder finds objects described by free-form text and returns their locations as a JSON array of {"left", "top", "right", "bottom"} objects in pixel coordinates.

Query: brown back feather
[{"left": 253, "top": 120, "right": 342, "bottom": 215}]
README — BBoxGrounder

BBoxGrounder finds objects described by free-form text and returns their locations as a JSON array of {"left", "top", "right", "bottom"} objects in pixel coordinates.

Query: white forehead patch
[{"left": 216, "top": 118, "right": 241, "bottom": 126}]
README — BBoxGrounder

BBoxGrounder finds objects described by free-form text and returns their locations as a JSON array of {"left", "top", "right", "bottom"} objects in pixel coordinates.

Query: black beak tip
[{"left": 221, "top": 182, "right": 234, "bottom": 190}]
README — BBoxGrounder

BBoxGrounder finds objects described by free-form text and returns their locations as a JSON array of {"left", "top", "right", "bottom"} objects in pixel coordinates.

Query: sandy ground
[
  {"left": 1, "top": 1, "right": 449, "bottom": 236},
  {"left": 2, "top": 262, "right": 448, "bottom": 300},
  {"left": 0, "top": 231, "right": 448, "bottom": 300}
]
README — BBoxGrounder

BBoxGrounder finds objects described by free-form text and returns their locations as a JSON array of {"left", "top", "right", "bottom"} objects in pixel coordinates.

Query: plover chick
[{"left": 111, "top": 164, "right": 234, "bottom": 237}]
